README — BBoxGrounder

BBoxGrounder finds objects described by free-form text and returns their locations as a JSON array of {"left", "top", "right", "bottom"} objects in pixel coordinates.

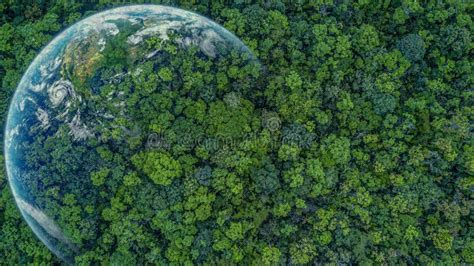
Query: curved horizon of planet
[{"left": 4, "top": 5, "right": 258, "bottom": 263}]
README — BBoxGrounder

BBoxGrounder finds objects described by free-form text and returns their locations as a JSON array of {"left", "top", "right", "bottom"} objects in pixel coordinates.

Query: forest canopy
[{"left": 0, "top": 1, "right": 472, "bottom": 265}]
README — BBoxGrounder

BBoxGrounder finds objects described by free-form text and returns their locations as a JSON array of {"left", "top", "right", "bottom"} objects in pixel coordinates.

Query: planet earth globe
[{"left": 4, "top": 5, "right": 259, "bottom": 263}]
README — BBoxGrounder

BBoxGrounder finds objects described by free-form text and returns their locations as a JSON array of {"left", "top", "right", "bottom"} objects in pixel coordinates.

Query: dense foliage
[{"left": 0, "top": 0, "right": 472, "bottom": 265}]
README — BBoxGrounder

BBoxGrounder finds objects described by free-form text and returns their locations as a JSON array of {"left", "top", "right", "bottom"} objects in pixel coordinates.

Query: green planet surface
[{"left": 5, "top": 5, "right": 259, "bottom": 262}]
